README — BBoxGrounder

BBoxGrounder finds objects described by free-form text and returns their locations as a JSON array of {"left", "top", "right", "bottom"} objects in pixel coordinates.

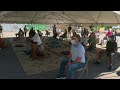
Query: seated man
[
  {"left": 56, "top": 35, "right": 85, "bottom": 79},
  {"left": 60, "top": 29, "right": 67, "bottom": 40},
  {"left": 87, "top": 32, "right": 96, "bottom": 51},
  {"left": 37, "top": 30, "right": 43, "bottom": 38},
  {"left": 94, "top": 35, "right": 118, "bottom": 70},
  {"left": 80, "top": 35, "right": 89, "bottom": 48},
  {"left": 29, "top": 32, "right": 44, "bottom": 60},
  {"left": 45, "top": 30, "right": 50, "bottom": 37},
  {"left": 15, "top": 28, "right": 24, "bottom": 38},
  {"left": 0, "top": 38, "right": 7, "bottom": 48}
]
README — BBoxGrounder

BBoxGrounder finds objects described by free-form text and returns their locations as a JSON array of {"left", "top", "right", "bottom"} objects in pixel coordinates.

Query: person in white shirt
[
  {"left": 30, "top": 31, "right": 44, "bottom": 60},
  {"left": 31, "top": 33, "right": 42, "bottom": 45},
  {"left": 56, "top": 35, "right": 85, "bottom": 79}
]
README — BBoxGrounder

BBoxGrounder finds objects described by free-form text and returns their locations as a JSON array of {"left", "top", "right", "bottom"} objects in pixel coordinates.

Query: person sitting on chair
[
  {"left": 80, "top": 35, "right": 89, "bottom": 48},
  {"left": 87, "top": 32, "right": 96, "bottom": 51},
  {"left": 94, "top": 35, "right": 118, "bottom": 70},
  {"left": 29, "top": 31, "right": 44, "bottom": 60},
  {"left": 60, "top": 29, "right": 67, "bottom": 40},
  {"left": 0, "top": 37, "right": 7, "bottom": 48},
  {"left": 37, "top": 30, "right": 43, "bottom": 38},
  {"left": 45, "top": 30, "right": 50, "bottom": 37},
  {"left": 56, "top": 35, "right": 85, "bottom": 79},
  {"left": 15, "top": 28, "right": 24, "bottom": 38}
]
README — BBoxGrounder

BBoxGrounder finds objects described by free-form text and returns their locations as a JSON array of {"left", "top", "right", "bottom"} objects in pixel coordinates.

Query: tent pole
[
  {"left": 63, "top": 13, "right": 78, "bottom": 24},
  {"left": 31, "top": 11, "right": 37, "bottom": 23},
  {"left": 86, "top": 11, "right": 97, "bottom": 23},
  {"left": 55, "top": 13, "right": 76, "bottom": 23},
  {"left": 54, "top": 13, "right": 67, "bottom": 23},
  {"left": 53, "top": 13, "right": 58, "bottom": 24},
  {"left": 96, "top": 11, "right": 101, "bottom": 24},
  {"left": 113, "top": 12, "right": 120, "bottom": 24},
  {"left": 44, "top": 13, "right": 53, "bottom": 24},
  {"left": 33, "top": 12, "right": 52, "bottom": 22}
]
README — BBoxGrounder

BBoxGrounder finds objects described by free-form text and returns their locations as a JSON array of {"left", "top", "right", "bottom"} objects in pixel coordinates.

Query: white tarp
[{"left": 0, "top": 11, "right": 120, "bottom": 25}]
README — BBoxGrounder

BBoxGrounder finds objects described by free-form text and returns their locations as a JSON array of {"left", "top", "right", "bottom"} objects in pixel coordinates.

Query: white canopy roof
[{"left": 0, "top": 11, "right": 120, "bottom": 25}]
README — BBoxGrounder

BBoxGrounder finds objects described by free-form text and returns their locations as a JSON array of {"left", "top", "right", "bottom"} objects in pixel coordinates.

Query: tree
[
  {"left": 91, "top": 25, "right": 100, "bottom": 32},
  {"left": 104, "top": 26, "right": 112, "bottom": 30}
]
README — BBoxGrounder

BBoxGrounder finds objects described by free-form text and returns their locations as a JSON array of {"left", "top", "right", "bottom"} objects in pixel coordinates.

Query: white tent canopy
[{"left": 0, "top": 11, "right": 120, "bottom": 25}]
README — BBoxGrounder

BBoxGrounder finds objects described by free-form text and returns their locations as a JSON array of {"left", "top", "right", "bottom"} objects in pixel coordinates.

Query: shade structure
[{"left": 0, "top": 11, "right": 120, "bottom": 25}]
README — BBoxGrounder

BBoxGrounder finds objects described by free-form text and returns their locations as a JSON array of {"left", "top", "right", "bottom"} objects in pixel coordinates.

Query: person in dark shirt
[
  {"left": 68, "top": 25, "right": 72, "bottom": 37},
  {"left": 94, "top": 35, "right": 117, "bottom": 70},
  {"left": 53, "top": 25, "right": 56, "bottom": 34},
  {"left": 0, "top": 37, "right": 7, "bottom": 48},
  {"left": 60, "top": 29, "right": 67, "bottom": 40},
  {"left": 15, "top": 28, "right": 24, "bottom": 38},
  {"left": 45, "top": 30, "right": 50, "bottom": 37},
  {"left": 53, "top": 25, "right": 57, "bottom": 38},
  {"left": 87, "top": 32, "right": 96, "bottom": 51},
  {"left": 0, "top": 25, "right": 3, "bottom": 37},
  {"left": 112, "top": 29, "right": 117, "bottom": 41},
  {"left": 24, "top": 25, "right": 28, "bottom": 37}
]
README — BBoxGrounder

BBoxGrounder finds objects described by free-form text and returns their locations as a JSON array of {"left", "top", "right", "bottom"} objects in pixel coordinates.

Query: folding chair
[
  {"left": 76, "top": 55, "right": 91, "bottom": 79},
  {"left": 113, "top": 52, "right": 118, "bottom": 65}
]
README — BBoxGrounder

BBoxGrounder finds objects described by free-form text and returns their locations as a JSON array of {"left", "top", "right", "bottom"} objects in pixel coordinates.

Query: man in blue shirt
[{"left": 56, "top": 35, "right": 85, "bottom": 79}]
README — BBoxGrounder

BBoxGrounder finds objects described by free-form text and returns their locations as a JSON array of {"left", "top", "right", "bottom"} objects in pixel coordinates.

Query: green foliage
[
  {"left": 91, "top": 25, "right": 100, "bottom": 32},
  {"left": 104, "top": 26, "right": 112, "bottom": 30},
  {"left": 90, "top": 25, "right": 112, "bottom": 32}
]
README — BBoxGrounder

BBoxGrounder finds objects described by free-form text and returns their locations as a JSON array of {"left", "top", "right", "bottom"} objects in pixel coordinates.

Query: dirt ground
[{"left": 1, "top": 31, "right": 120, "bottom": 79}]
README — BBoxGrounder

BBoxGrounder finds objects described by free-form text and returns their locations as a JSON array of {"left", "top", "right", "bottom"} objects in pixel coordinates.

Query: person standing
[
  {"left": 112, "top": 29, "right": 117, "bottom": 41},
  {"left": 106, "top": 29, "right": 113, "bottom": 41},
  {"left": 53, "top": 25, "right": 57, "bottom": 38},
  {"left": 24, "top": 25, "right": 28, "bottom": 37},
  {"left": 68, "top": 25, "right": 72, "bottom": 37},
  {"left": 0, "top": 25, "right": 3, "bottom": 38}
]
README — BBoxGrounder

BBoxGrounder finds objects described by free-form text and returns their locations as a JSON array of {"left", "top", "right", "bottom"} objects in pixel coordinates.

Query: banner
[{"left": 26, "top": 24, "right": 49, "bottom": 31}]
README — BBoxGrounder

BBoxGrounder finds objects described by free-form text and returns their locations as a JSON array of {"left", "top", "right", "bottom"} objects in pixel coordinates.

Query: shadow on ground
[{"left": 1, "top": 37, "right": 120, "bottom": 79}]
